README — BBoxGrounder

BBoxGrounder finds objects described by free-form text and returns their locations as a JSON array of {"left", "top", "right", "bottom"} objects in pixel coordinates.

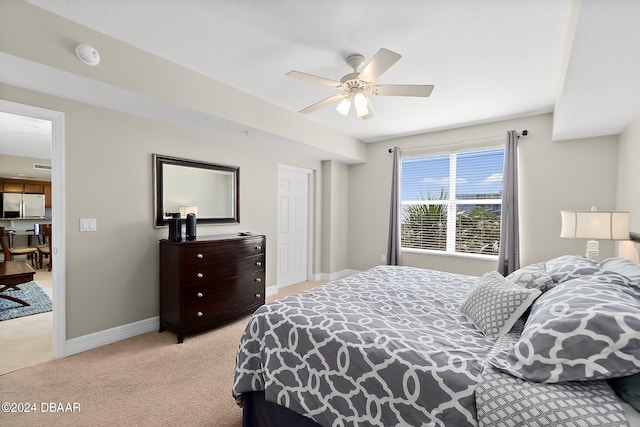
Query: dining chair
[
  {"left": 37, "top": 224, "right": 52, "bottom": 271},
  {"left": 0, "top": 226, "right": 39, "bottom": 268}
]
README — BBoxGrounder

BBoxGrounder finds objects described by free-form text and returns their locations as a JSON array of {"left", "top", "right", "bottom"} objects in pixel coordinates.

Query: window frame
[{"left": 400, "top": 145, "right": 504, "bottom": 259}]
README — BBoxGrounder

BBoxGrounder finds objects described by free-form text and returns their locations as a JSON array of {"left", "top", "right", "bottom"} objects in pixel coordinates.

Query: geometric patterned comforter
[{"left": 232, "top": 265, "right": 494, "bottom": 426}]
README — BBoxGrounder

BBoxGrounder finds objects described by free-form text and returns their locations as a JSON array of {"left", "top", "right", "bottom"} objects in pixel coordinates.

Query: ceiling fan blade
[
  {"left": 286, "top": 71, "right": 341, "bottom": 87},
  {"left": 372, "top": 84, "right": 434, "bottom": 97},
  {"left": 358, "top": 48, "right": 401, "bottom": 83},
  {"left": 298, "top": 94, "right": 345, "bottom": 114}
]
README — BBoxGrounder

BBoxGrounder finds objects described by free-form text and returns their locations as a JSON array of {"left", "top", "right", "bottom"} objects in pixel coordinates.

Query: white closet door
[{"left": 277, "top": 166, "right": 309, "bottom": 287}]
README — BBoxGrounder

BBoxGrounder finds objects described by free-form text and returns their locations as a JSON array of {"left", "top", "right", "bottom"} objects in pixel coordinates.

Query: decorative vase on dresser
[{"left": 159, "top": 232, "right": 266, "bottom": 343}]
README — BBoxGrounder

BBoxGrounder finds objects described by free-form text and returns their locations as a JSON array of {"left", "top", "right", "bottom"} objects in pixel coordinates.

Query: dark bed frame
[{"left": 242, "top": 391, "right": 321, "bottom": 427}]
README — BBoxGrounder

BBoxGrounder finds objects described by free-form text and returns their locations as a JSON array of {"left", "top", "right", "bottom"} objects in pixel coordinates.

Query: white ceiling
[{"left": 3, "top": 0, "right": 640, "bottom": 161}]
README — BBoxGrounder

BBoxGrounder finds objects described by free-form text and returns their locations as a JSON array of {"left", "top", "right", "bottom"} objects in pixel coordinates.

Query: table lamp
[{"left": 560, "top": 208, "right": 630, "bottom": 260}]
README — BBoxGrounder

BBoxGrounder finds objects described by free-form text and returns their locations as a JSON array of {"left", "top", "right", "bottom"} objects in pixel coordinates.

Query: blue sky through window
[{"left": 402, "top": 148, "right": 504, "bottom": 202}]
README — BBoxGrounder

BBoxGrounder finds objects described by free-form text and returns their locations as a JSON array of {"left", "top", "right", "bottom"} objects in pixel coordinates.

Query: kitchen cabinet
[
  {"left": 0, "top": 179, "right": 51, "bottom": 207},
  {"left": 2, "top": 182, "right": 24, "bottom": 193}
]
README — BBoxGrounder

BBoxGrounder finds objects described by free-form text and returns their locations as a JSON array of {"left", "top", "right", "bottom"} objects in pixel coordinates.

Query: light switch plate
[{"left": 80, "top": 218, "right": 97, "bottom": 232}]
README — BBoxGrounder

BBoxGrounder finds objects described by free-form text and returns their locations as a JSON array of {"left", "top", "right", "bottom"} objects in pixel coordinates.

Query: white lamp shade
[
  {"left": 179, "top": 206, "right": 199, "bottom": 217},
  {"left": 560, "top": 210, "right": 630, "bottom": 240}
]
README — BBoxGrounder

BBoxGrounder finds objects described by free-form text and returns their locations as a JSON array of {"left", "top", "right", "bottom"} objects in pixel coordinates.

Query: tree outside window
[{"left": 400, "top": 148, "right": 504, "bottom": 257}]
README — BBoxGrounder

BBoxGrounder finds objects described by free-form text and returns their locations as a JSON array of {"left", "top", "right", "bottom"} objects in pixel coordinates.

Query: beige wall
[
  {"left": 617, "top": 113, "right": 640, "bottom": 231},
  {"left": 616, "top": 112, "right": 640, "bottom": 262},
  {"left": 321, "top": 160, "right": 350, "bottom": 276},
  {"left": 348, "top": 113, "right": 620, "bottom": 276},
  {"left": 1, "top": 84, "right": 326, "bottom": 339}
]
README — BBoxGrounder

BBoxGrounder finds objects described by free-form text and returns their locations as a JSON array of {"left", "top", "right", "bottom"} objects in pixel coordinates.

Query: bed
[{"left": 233, "top": 256, "right": 640, "bottom": 426}]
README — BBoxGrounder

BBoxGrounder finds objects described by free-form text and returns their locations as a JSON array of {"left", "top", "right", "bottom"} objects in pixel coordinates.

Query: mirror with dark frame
[{"left": 153, "top": 154, "right": 240, "bottom": 227}]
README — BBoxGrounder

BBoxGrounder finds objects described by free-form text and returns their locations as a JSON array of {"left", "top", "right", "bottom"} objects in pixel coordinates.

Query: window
[{"left": 401, "top": 147, "right": 504, "bottom": 257}]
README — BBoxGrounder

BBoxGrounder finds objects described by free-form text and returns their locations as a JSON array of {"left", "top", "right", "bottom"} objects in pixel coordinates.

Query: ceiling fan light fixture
[
  {"left": 286, "top": 48, "right": 433, "bottom": 119},
  {"left": 354, "top": 92, "right": 369, "bottom": 116},
  {"left": 360, "top": 98, "right": 376, "bottom": 120},
  {"left": 336, "top": 97, "right": 351, "bottom": 116},
  {"left": 353, "top": 92, "right": 367, "bottom": 113}
]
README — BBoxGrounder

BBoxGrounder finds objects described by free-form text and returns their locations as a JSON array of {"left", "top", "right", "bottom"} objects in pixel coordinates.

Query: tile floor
[{"left": 0, "top": 269, "right": 53, "bottom": 375}]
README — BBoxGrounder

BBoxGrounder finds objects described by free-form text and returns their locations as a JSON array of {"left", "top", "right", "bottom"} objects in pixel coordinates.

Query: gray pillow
[
  {"left": 506, "top": 262, "right": 554, "bottom": 292},
  {"left": 545, "top": 255, "right": 601, "bottom": 283},
  {"left": 601, "top": 257, "right": 640, "bottom": 284},
  {"left": 459, "top": 271, "right": 541, "bottom": 339},
  {"left": 609, "top": 372, "right": 640, "bottom": 412},
  {"left": 489, "top": 273, "right": 640, "bottom": 383}
]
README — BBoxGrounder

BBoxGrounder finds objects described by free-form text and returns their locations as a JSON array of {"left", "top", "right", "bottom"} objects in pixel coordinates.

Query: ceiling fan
[{"left": 286, "top": 48, "right": 434, "bottom": 120}]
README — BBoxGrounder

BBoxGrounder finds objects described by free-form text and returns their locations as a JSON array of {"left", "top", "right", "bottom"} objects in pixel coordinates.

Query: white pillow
[{"left": 459, "top": 271, "right": 541, "bottom": 339}]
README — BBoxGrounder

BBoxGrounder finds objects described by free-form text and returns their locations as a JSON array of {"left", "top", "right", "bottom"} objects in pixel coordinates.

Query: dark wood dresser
[{"left": 159, "top": 232, "right": 266, "bottom": 343}]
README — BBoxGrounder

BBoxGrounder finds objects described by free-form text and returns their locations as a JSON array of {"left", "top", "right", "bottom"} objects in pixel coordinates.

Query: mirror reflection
[{"left": 153, "top": 154, "right": 239, "bottom": 227}]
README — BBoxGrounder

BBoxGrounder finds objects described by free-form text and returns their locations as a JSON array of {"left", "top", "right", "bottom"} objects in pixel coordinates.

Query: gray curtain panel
[
  {"left": 387, "top": 146, "right": 402, "bottom": 266},
  {"left": 498, "top": 130, "right": 520, "bottom": 275}
]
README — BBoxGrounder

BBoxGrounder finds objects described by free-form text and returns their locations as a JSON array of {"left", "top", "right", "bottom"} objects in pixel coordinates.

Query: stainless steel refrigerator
[{"left": 1, "top": 193, "right": 46, "bottom": 218}]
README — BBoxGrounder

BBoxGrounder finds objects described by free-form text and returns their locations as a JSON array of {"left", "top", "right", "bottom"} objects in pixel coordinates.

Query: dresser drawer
[
  {"left": 182, "top": 254, "right": 264, "bottom": 285},
  {"left": 183, "top": 275, "right": 265, "bottom": 327},
  {"left": 183, "top": 271, "right": 265, "bottom": 304},
  {"left": 183, "top": 238, "right": 265, "bottom": 265}
]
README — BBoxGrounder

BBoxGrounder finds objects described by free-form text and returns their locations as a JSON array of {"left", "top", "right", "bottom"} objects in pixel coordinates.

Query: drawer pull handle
[
  {"left": 197, "top": 311, "right": 203, "bottom": 317},
  {"left": 197, "top": 273, "right": 204, "bottom": 278},
  {"left": 256, "top": 261, "right": 262, "bottom": 266},
  {"left": 255, "top": 293, "right": 261, "bottom": 298},
  {"left": 196, "top": 292, "right": 203, "bottom": 298},
  {"left": 196, "top": 253, "right": 204, "bottom": 259},
  {"left": 255, "top": 278, "right": 262, "bottom": 282},
  {"left": 255, "top": 246, "right": 262, "bottom": 250}
]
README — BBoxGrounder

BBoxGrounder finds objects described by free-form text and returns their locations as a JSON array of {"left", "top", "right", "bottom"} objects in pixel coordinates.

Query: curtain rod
[{"left": 388, "top": 129, "right": 528, "bottom": 153}]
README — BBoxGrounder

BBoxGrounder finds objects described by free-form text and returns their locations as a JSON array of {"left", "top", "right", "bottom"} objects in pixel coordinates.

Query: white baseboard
[
  {"left": 265, "top": 285, "right": 278, "bottom": 298},
  {"left": 65, "top": 316, "right": 159, "bottom": 357},
  {"left": 63, "top": 269, "right": 361, "bottom": 356},
  {"left": 269, "top": 269, "right": 360, "bottom": 297},
  {"left": 317, "top": 269, "right": 360, "bottom": 282}
]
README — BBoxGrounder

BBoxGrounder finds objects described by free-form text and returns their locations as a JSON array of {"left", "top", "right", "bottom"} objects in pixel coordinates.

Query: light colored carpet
[{"left": 0, "top": 280, "right": 325, "bottom": 427}]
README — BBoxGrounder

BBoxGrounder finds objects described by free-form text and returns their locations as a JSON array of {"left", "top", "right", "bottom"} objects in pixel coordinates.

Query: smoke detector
[{"left": 75, "top": 44, "right": 100, "bottom": 66}]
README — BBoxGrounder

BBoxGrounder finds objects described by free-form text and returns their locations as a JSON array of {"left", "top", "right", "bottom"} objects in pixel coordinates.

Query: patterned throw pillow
[
  {"left": 506, "top": 263, "right": 554, "bottom": 292},
  {"left": 544, "top": 255, "right": 601, "bottom": 283},
  {"left": 489, "top": 273, "right": 640, "bottom": 383},
  {"left": 459, "top": 271, "right": 541, "bottom": 339}
]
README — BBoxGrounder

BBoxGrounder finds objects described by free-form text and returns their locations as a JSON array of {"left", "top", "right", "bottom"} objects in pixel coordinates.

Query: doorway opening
[{"left": 0, "top": 100, "right": 66, "bottom": 372}]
